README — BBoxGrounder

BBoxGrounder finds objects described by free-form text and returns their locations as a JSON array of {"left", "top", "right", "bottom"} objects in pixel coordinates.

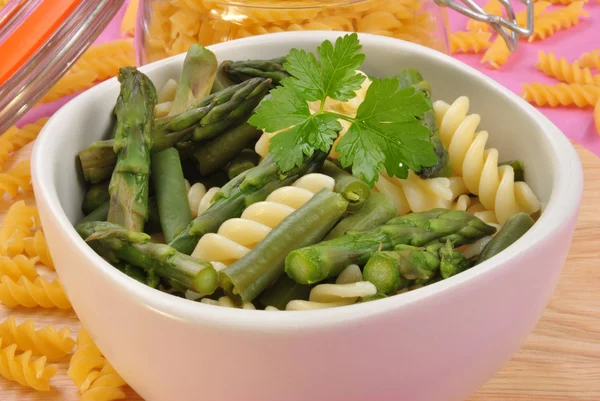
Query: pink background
[{"left": 17, "top": 1, "right": 600, "bottom": 156}]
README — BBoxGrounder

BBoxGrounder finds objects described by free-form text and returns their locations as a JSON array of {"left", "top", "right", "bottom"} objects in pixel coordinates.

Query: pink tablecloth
[{"left": 18, "top": 1, "right": 600, "bottom": 156}]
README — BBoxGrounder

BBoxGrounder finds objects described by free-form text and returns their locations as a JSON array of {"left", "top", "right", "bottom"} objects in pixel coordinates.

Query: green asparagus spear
[
  {"left": 151, "top": 148, "right": 193, "bottom": 243},
  {"left": 324, "top": 192, "right": 397, "bottom": 240},
  {"left": 257, "top": 275, "right": 311, "bottom": 310},
  {"left": 439, "top": 240, "right": 472, "bottom": 278},
  {"left": 78, "top": 79, "right": 271, "bottom": 184},
  {"left": 477, "top": 212, "right": 535, "bottom": 264},
  {"left": 76, "top": 221, "right": 218, "bottom": 295},
  {"left": 285, "top": 210, "right": 495, "bottom": 285},
  {"left": 191, "top": 123, "right": 262, "bottom": 176},
  {"left": 359, "top": 293, "right": 388, "bottom": 303},
  {"left": 80, "top": 201, "right": 110, "bottom": 224},
  {"left": 395, "top": 68, "right": 450, "bottom": 179},
  {"left": 321, "top": 160, "right": 371, "bottom": 212},
  {"left": 220, "top": 189, "right": 348, "bottom": 303},
  {"left": 82, "top": 182, "right": 110, "bottom": 215},
  {"left": 222, "top": 57, "right": 290, "bottom": 85},
  {"left": 107, "top": 67, "right": 157, "bottom": 232},
  {"left": 169, "top": 151, "right": 328, "bottom": 254},
  {"left": 80, "top": 198, "right": 163, "bottom": 234},
  {"left": 226, "top": 149, "right": 260, "bottom": 180},
  {"left": 498, "top": 160, "right": 525, "bottom": 182},
  {"left": 211, "top": 65, "right": 236, "bottom": 93},
  {"left": 116, "top": 263, "right": 160, "bottom": 289},
  {"left": 169, "top": 44, "right": 218, "bottom": 116}
]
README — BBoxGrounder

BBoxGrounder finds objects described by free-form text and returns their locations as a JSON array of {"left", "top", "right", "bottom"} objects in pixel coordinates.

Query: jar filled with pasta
[{"left": 137, "top": 0, "right": 453, "bottom": 63}]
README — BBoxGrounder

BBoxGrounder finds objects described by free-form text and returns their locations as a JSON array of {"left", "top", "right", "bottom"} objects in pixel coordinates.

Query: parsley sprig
[{"left": 248, "top": 33, "right": 438, "bottom": 186}]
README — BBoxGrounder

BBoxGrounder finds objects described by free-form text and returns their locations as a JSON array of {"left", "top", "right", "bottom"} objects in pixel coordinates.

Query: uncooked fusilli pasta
[
  {"left": 71, "top": 39, "right": 136, "bottom": 82},
  {"left": 0, "top": 338, "right": 58, "bottom": 391},
  {"left": 0, "top": 256, "right": 39, "bottom": 281},
  {"left": 528, "top": 1, "right": 589, "bottom": 42},
  {"left": 521, "top": 83, "right": 600, "bottom": 107},
  {"left": 594, "top": 100, "right": 600, "bottom": 135},
  {"left": 0, "top": 159, "right": 32, "bottom": 199},
  {"left": 24, "top": 230, "right": 54, "bottom": 268},
  {"left": 434, "top": 96, "right": 541, "bottom": 225},
  {"left": 121, "top": 0, "right": 139, "bottom": 36},
  {"left": 467, "top": 0, "right": 503, "bottom": 32},
  {"left": 192, "top": 173, "right": 335, "bottom": 264},
  {"left": 450, "top": 31, "right": 492, "bottom": 54},
  {"left": 0, "top": 275, "right": 71, "bottom": 309},
  {"left": 0, "top": 201, "right": 39, "bottom": 255},
  {"left": 0, "top": 118, "right": 48, "bottom": 170},
  {"left": 537, "top": 51, "right": 600, "bottom": 85},
  {"left": 578, "top": 50, "right": 600, "bottom": 70},
  {"left": 40, "top": 70, "right": 98, "bottom": 104},
  {"left": 0, "top": 316, "right": 75, "bottom": 361}
]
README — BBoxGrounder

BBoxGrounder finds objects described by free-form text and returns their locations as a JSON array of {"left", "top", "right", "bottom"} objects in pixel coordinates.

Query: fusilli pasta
[
  {"left": 528, "top": 1, "right": 589, "bottom": 42},
  {"left": 0, "top": 316, "right": 75, "bottom": 361},
  {"left": 121, "top": 0, "right": 139, "bottom": 36},
  {"left": 0, "top": 118, "right": 48, "bottom": 170},
  {"left": 0, "top": 256, "right": 39, "bottom": 280},
  {"left": 71, "top": 40, "right": 135, "bottom": 82},
  {"left": 192, "top": 173, "right": 335, "bottom": 264},
  {"left": 0, "top": 200, "right": 39, "bottom": 255},
  {"left": 450, "top": 31, "right": 492, "bottom": 54},
  {"left": 24, "top": 230, "right": 54, "bottom": 268},
  {"left": 188, "top": 184, "right": 221, "bottom": 217},
  {"left": 521, "top": 83, "right": 600, "bottom": 107},
  {"left": 467, "top": 0, "right": 503, "bottom": 32},
  {"left": 0, "top": 275, "right": 71, "bottom": 309},
  {"left": 0, "top": 338, "right": 58, "bottom": 391},
  {"left": 0, "top": 159, "right": 32, "bottom": 199},
  {"left": 577, "top": 50, "right": 600, "bottom": 70},
  {"left": 537, "top": 51, "right": 600, "bottom": 85},
  {"left": 595, "top": 100, "right": 600, "bottom": 136},
  {"left": 434, "top": 96, "right": 541, "bottom": 225},
  {"left": 39, "top": 70, "right": 98, "bottom": 104}
]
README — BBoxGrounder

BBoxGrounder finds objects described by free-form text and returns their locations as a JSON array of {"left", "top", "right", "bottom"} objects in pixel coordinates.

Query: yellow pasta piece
[
  {"left": 467, "top": 0, "right": 503, "bottom": 32},
  {"left": 450, "top": 31, "right": 492, "bottom": 54},
  {"left": 39, "top": 70, "right": 98, "bottom": 103},
  {"left": 0, "top": 118, "right": 48, "bottom": 170},
  {"left": 521, "top": 83, "right": 600, "bottom": 107},
  {"left": 536, "top": 51, "right": 600, "bottom": 85},
  {"left": 578, "top": 50, "right": 600, "bottom": 69},
  {"left": 0, "top": 160, "right": 32, "bottom": 199},
  {"left": 24, "top": 230, "right": 54, "bottom": 268},
  {"left": 0, "top": 275, "right": 71, "bottom": 309},
  {"left": 0, "top": 200, "right": 39, "bottom": 255},
  {"left": 0, "top": 338, "right": 58, "bottom": 391},
  {"left": 528, "top": 1, "right": 589, "bottom": 42},
  {"left": 72, "top": 40, "right": 135, "bottom": 82},
  {"left": 0, "top": 316, "right": 75, "bottom": 361},
  {"left": 121, "top": 0, "right": 139, "bottom": 36},
  {"left": 0, "top": 256, "right": 39, "bottom": 280},
  {"left": 594, "top": 100, "right": 600, "bottom": 135}
]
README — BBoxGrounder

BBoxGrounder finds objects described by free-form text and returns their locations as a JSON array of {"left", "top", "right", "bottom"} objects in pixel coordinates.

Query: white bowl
[{"left": 32, "top": 31, "right": 583, "bottom": 401}]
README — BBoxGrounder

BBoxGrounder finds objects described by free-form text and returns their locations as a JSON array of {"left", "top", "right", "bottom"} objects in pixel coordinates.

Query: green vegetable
[
  {"left": 498, "top": 160, "right": 525, "bottom": 182},
  {"left": 220, "top": 189, "right": 348, "bottom": 303},
  {"left": 324, "top": 192, "right": 397, "bottom": 240},
  {"left": 191, "top": 123, "right": 262, "bottom": 176},
  {"left": 211, "top": 66, "right": 236, "bottom": 93},
  {"left": 76, "top": 221, "right": 218, "bottom": 295},
  {"left": 79, "top": 197, "right": 161, "bottom": 233},
  {"left": 151, "top": 148, "right": 193, "bottom": 243},
  {"left": 226, "top": 149, "right": 260, "bottom": 180},
  {"left": 249, "top": 33, "right": 438, "bottom": 186},
  {"left": 359, "top": 293, "right": 388, "bottom": 303},
  {"left": 82, "top": 182, "right": 109, "bottom": 215},
  {"left": 321, "top": 160, "right": 371, "bottom": 212},
  {"left": 222, "top": 57, "right": 290, "bottom": 85},
  {"left": 477, "top": 212, "right": 535, "bottom": 264},
  {"left": 285, "top": 209, "right": 495, "bottom": 285},
  {"left": 107, "top": 67, "right": 157, "bottom": 232},
  {"left": 257, "top": 275, "right": 311, "bottom": 310},
  {"left": 169, "top": 44, "right": 218, "bottom": 116},
  {"left": 169, "top": 151, "right": 328, "bottom": 254},
  {"left": 116, "top": 263, "right": 160, "bottom": 289},
  {"left": 78, "top": 78, "right": 271, "bottom": 184},
  {"left": 80, "top": 201, "right": 110, "bottom": 224}
]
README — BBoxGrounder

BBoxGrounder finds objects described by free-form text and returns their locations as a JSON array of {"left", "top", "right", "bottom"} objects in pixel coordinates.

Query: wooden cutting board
[{"left": 1, "top": 143, "right": 599, "bottom": 401}]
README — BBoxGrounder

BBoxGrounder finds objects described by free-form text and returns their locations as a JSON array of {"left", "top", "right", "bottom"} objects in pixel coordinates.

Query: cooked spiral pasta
[
  {"left": 40, "top": 70, "right": 98, "bottom": 103},
  {"left": 0, "top": 118, "right": 48, "bottom": 170},
  {"left": 187, "top": 183, "right": 221, "bottom": 218},
  {"left": 0, "top": 316, "right": 75, "bottom": 361},
  {"left": 200, "top": 296, "right": 256, "bottom": 309},
  {"left": 450, "top": 31, "right": 492, "bottom": 54},
  {"left": 0, "top": 159, "right": 32, "bottom": 199},
  {"left": 0, "top": 276, "right": 71, "bottom": 309},
  {"left": 467, "top": 0, "right": 503, "bottom": 32},
  {"left": 577, "top": 50, "right": 600, "bottom": 70},
  {"left": 536, "top": 51, "right": 600, "bottom": 85},
  {"left": 71, "top": 39, "right": 136, "bottom": 82},
  {"left": 0, "top": 338, "right": 58, "bottom": 391},
  {"left": 521, "top": 83, "right": 600, "bottom": 107},
  {"left": 157, "top": 79, "right": 179, "bottom": 103},
  {"left": 528, "top": 1, "right": 589, "bottom": 42},
  {"left": 434, "top": 96, "right": 541, "bottom": 225},
  {"left": 286, "top": 265, "right": 377, "bottom": 310},
  {"left": 0, "top": 256, "right": 39, "bottom": 280},
  {"left": 192, "top": 173, "right": 335, "bottom": 265},
  {"left": 24, "top": 230, "right": 54, "bottom": 268}
]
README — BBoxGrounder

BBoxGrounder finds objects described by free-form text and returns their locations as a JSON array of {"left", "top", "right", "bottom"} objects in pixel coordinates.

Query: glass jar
[{"left": 137, "top": 0, "right": 452, "bottom": 64}]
